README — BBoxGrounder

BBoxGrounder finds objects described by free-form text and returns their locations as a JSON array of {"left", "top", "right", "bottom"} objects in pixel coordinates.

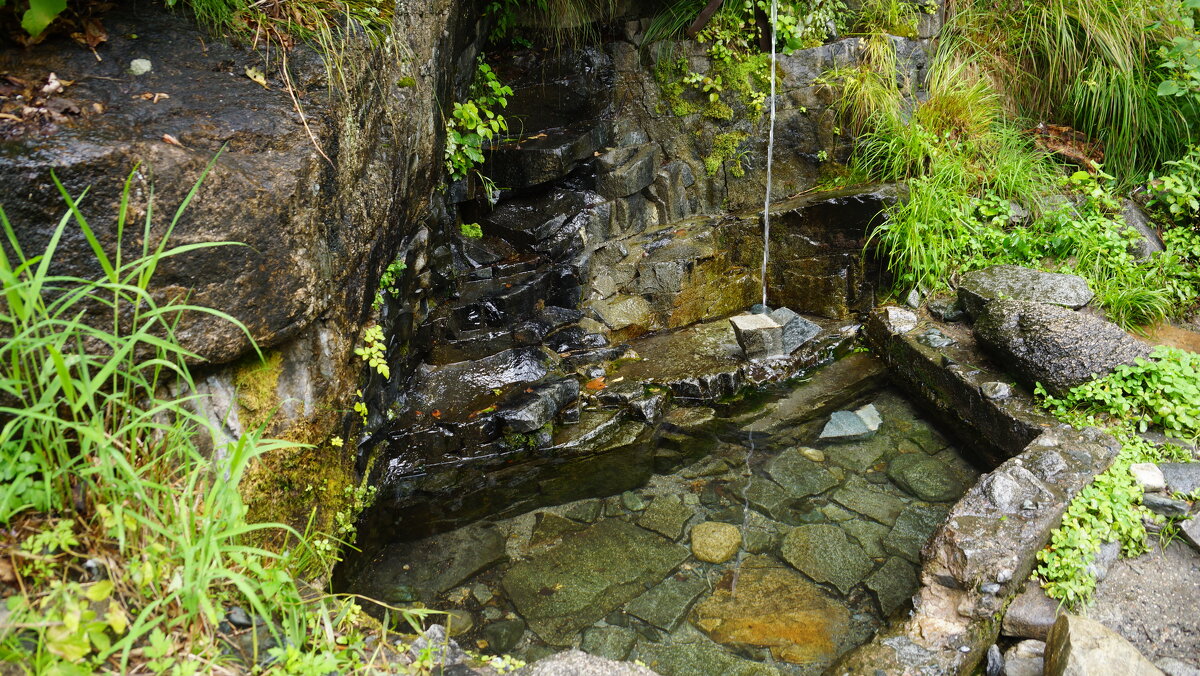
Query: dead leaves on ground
[
  {"left": 0, "top": 72, "right": 91, "bottom": 136},
  {"left": 1030, "top": 122, "right": 1105, "bottom": 172}
]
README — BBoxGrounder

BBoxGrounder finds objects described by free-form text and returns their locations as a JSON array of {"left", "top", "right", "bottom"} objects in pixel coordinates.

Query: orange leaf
[{"left": 584, "top": 377, "right": 606, "bottom": 391}]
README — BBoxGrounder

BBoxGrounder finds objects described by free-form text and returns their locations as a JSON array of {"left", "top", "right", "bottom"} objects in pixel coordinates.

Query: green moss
[
  {"left": 230, "top": 351, "right": 358, "bottom": 549},
  {"left": 396, "top": 76, "right": 416, "bottom": 88},
  {"left": 705, "top": 131, "right": 749, "bottom": 177}
]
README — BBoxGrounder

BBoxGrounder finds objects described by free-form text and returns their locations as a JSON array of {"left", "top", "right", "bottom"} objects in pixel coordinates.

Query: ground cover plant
[{"left": 1033, "top": 348, "right": 1199, "bottom": 606}]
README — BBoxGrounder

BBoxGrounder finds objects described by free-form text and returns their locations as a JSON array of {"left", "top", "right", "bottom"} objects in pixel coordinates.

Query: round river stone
[{"left": 691, "top": 521, "right": 741, "bottom": 563}]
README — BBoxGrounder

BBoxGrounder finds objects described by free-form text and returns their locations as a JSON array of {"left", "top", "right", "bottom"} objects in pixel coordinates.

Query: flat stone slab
[
  {"left": 831, "top": 479, "right": 906, "bottom": 526},
  {"left": 887, "top": 454, "right": 966, "bottom": 502},
  {"left": 766, "top": 448, "right": 838, "bottom": 498},
  {"left": 624, "top": 575, "right": 706, "bottom": 631},
  {"left": 957, "top": 264, "right": 1094, "bottom": 317},
  {"left": 691, "top": 556, "right": 851, "bottom": 666},
  {"left": 636, "top": 637, "right": 782, "bottom": 676},
  {"left": 637, "top": 495, "right": 695, "bottom": 540},
  {"left": 501, "top": 519, "right": 688, "bottom": 645},
  {"left": 884, "top": 503, "right": 947, "bottom": 563},
  {"left": 580, "top": 626, "right": 638, "bottom": 661},
  {"left": 780, "top": 524, "right": 874, "bottom": 594}
]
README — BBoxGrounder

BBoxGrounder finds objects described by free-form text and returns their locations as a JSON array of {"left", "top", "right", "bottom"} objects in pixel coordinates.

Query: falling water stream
[{"left": 736, "top": 0, "right": 780, "bottom": 598}]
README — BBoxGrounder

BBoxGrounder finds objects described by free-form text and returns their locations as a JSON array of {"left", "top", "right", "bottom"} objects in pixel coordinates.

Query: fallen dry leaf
[
  {"left": 244, "top": 66, "right": 269, "bottom": 89},
  {"left": 161, "top": 133, "right": 184, "bottom": 148},
  {"left": 0, "top": 113, "right": 22, "bottom": 122},
  {"left": 584, "top": 377, "right": 606, "bottom": 391}
]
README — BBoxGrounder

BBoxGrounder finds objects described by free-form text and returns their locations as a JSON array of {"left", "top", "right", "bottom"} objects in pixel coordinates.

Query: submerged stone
[
  {"left": 819, "top": 410, "right": 875, "bottom": 442},
  {"left": 830, "top": 479, "right": 905, "bottom": 526},
  {"left": 691, "top": 556, "right": 851, "bottom": 667},
  {"left": 581, "top": 625, "right": 637, "bottom": 661},
  {"left": 865, "top": 557, "right": 917, "bottom": 616},
  {"left": 356, "top": 523, "right": 507, "bottom": 604},
  {"left": 625, "top": 575, "right": 707, "bottom": 631},
  {"left": 780, "top": 524, "right": 874, "bottom": 595},
  {"left": 501, "top": 519, "right": 688, "bottom": 645},
  {"left": 766, "top": 448, "right": 838, "bottom": 499},
  {"left": 482, "top": 619, "right": 525, "bottom": 653},
  {"left": 530, "top": 512, "right": 586, "bottom": 547},
  {"left": 691, "top": 521, "right": 742, "bottom": 563},
  {"left": 884, "top": 503, "right": 947, "bottom": 563},
  {"left": 887, "top": 454, "right": 966, "bottom": 502},
  {"left": 637, "top": 638, "right": 782, "bottom": 676},
  {"left": 637, "top": 495, "right": 695, "bottom": 541}
]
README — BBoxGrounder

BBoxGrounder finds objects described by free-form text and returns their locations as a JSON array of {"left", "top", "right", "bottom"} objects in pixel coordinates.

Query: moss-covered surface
[{"left": 230, "top": 349, "right": 360, "bottom": 548}]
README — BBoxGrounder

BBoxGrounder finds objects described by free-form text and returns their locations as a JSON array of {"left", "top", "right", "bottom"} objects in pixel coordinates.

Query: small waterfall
[{"left": 760, "top": 0, "right": 779, "bottom": 307}]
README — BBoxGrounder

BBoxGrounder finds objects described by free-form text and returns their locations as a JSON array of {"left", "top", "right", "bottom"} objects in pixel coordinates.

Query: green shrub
[{"left": 445, "top": 58, "right": 512, "bottom": 182}]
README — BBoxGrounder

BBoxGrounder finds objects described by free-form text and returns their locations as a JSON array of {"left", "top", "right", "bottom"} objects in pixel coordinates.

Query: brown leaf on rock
[
  {"left": 584, "top": 377, "right": 606, "bottom": 391},
  {"left": 161, "top": 133, "right": 185, "bottom": 148},
  {"left": 1030, "top": 122, "right": 1104, "bottom": 172}
]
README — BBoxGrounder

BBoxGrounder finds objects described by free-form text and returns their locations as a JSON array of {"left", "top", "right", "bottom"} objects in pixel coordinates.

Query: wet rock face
[
  {"left": 0, "top": 4, "right": 461, "bottom": 368},
  {"left": 973, "top": 299, "right": 1153, "bottom": 397}
]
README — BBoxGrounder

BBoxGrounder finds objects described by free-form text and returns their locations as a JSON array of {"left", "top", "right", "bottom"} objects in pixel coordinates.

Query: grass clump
[
  {"left": 0, "top": 162, "right": 467, "bottom": 673},
  {"left": 1033, "top": 348, "right": 1199, "bottom": 606}
]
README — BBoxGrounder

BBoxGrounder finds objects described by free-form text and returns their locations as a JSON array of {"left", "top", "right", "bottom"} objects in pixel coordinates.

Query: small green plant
[
  {"left": 0, "top": 0, "right": 67, "bottom": 38},
  {"left": 445, "top": 58, "right": 513, "bottom": 181},
  {"left": 460, "top": 222, "right": 484, "bottom": 238},
  {"left": 705, "top": 131, "right": 750, "bottom": 177},
  {"left": 1149, "top": 144, "right": 1200, "bottom": 218},
  {"left": 355, "top": 324, "right": 390, "bottom": 380}
]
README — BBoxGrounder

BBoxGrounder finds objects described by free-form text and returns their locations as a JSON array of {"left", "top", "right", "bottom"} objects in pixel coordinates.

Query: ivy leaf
[
  {"left": 21, "top": 0, "right": 67, "bottom": 38},
  {"left": 85, "top": 579, "right": 114, "bottom": 602}
]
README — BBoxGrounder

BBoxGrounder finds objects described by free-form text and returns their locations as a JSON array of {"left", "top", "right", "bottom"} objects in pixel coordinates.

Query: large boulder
[
  {"left": 973, "top": 299, "right": 1152, "bottom": 397},
  {"left": 957, "top": 265, "right": 1094, "bottom": 318},
  {"left": 1043, "top": 615, "right": 1164, "bottom": 675}
]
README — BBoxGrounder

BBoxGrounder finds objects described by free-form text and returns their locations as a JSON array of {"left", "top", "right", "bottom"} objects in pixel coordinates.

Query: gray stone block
[
  {"left": 768, "top": 307, "right": 820, "bottom": 354},
  {"left": 729, "top": 313, "right": 784, "bottom": 358}
]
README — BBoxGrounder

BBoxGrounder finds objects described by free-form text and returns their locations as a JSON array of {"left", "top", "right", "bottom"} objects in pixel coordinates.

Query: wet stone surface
[{"left": 346, "top": 376, "right": 979, "bottom": 674}]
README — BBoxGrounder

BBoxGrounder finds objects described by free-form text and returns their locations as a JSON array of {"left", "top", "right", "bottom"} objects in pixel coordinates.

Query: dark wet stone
[
  {"left": 819, "top": 410, "right": 875, "bottom": 442},
  {"left": 625, "top": 575, "right": 707, "bottom": 631},
  {"left": 884, "top": 504, "right": 946, "bottom": 563},
  {"left": 1121, "top": 200, "right": 1166, "bottom": 260},
  {"left": 483, "top": 619, "right": 527, "bottom": 654},
  {"left": 485, "top": 123, "right": 608, "bottom": 189},
  {"left": 929, "top": 297, "right": 965, "bottom": 322},
  {"left": 973, "top": 299, "right": 1152, "bottom": 397},
  {"left": 730, "top": 313, "right": 784, "bottom": 358},
  {"left": 501, "top": 378, "right": 581, "bottom": 433},
  {"left": 501, "top": 519, "right": 688, "bottom": 645},
  {"left": 353, "top": 523, "right": 506, "bottom": 604},
  {"left": 866, "top": 557, "right": 917, "bottom": 616},
  {"left": 887, "top": 454, "right": 966, "bottom": 502},
  {"left": 780, "top": 524, "right": 874, "bottom": 594},
  {"left": 596, "top": 143, "right": 661, "bottom": 199},
  {"left": 580, "top": 626, "right": 637, "bottom": 661},
  {"left": 1142, "top": 494, "right": 1190, "bottom": 518},
  {"left": 637, "top": 496, "right": 695, "bottom": 541},
  {"left": 1161, "top": 463, "right": 1200, "bottom": 495},
  {"left": 769, "top": 307, "right": 821, "bottom": 354},
  {"left": 766, "top": 448, "right": 838, "bottom": 499},
  {"left": 957, "top": 265, "right": 1094, "bottom": 317}
]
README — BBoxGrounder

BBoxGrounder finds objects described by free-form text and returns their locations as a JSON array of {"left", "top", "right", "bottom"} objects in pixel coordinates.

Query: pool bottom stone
[{"left": 348, "top": 387, "right": 979, "bottom": 675}]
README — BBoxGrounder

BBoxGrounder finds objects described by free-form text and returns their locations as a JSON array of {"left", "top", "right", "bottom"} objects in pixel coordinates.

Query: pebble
[
  {"left": 226, "top": 606, "right": 253, "bottom": 628},
  {"left": 1143, "top": 493, "right": 1190, "bottom": 518},
  {"left": 1129, "top": 462, "right": 1166, "bottom": 492},
  {"left": 471, "top": 583, "right": 494, "bottom": 605},
  {"left": 981, "top": 382, "right": 1012, "bottom": 400},
  {"left": 621, "top": 491, "right": 646, "bottom": 511},
  {"left": 799, "top": 447, "right": 825, "bottom": 462}
]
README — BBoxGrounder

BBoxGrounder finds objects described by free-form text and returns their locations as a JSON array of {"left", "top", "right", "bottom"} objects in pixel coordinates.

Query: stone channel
[{"left": 343, "top": 355, "right": 981, "bottom": 675}]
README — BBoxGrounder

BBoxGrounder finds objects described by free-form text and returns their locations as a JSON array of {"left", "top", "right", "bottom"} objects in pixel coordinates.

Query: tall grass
[
  {"left": 945, "top": 0, "right": 1200, "bottom": 180},
  {"left": 0, "top": 161, "right": 409, "bottom": 673}
]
